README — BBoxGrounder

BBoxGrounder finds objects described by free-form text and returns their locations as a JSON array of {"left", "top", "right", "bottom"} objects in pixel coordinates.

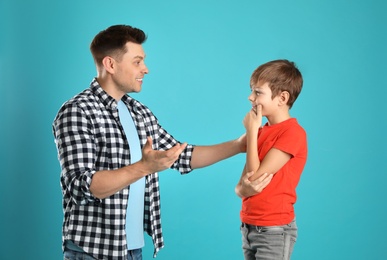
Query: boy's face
[{"left": 248, "top": 82, "right": 279, "bottom": 116}]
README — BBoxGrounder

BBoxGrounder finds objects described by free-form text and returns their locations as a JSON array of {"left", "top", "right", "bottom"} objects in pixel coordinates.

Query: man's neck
[{"left": 96, "top": 76, "right": 125, "bottom": 101}]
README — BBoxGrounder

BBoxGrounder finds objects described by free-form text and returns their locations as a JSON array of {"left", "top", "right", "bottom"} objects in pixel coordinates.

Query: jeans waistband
[{"left": 241, "top": 218, "right": 296, "bottom": 229}]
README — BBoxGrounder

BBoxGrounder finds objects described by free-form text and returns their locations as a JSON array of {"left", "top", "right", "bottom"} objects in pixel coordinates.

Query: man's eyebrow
[
  {"left": 134, "top": 54, "right": 146, "bottom": 59},
  {"left": 133, "top": 55, "right": 145, "bottom": 60}
]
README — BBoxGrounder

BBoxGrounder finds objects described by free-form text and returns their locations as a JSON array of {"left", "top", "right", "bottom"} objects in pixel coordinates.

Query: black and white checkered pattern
[{"left": 53, "top": 78, "right": 194, "bottom": 259}]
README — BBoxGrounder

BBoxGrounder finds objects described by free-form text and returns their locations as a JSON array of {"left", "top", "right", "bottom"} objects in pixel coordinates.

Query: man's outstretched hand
[{"left": 140, "top": 137, "right": 187, "bottom": 173}]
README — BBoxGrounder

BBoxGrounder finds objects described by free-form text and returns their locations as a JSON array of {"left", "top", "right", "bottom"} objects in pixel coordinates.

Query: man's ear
[
  {"left": 279, "top": 91, "right": 290, "bottom": 106},
  {"left": 101, "top": 56, "right": 115, "bottom": 74}
]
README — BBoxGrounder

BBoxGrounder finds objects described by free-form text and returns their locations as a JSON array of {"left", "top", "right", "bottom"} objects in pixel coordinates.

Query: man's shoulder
[
  {"left": 67, "top": 87, "right": 96, "bottom": 105},
  {"left": 127, "top": 95, "right": 154, "bottom": 116},
  {"left": 54, "top": 88, "right": 99, "bottom": 120},
  {"left": 64, "top": 87, "right": 101, "bottom": 106}
]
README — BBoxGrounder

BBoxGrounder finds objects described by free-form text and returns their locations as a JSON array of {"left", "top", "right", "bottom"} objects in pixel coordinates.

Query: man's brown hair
[{"left": 90, "top": 25, "right": 147, "bottom": 66}]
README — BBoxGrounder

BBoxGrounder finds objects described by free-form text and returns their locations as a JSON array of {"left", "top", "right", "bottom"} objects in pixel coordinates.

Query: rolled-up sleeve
[
  {"left": 156, "top": 125, "right": 194, "bottom": 174},
  {"left": 53, "top": 103, "right": 99, "bottom": 205}
]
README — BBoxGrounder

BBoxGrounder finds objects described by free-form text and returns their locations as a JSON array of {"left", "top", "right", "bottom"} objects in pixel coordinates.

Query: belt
[{"left": 241, "top": 222, "right": 260, "bottom": 228}]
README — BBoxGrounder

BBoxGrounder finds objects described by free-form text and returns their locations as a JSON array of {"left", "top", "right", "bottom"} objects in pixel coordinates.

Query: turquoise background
[{"left": 1, "top": 0, "right": 386, "bottom": 259}]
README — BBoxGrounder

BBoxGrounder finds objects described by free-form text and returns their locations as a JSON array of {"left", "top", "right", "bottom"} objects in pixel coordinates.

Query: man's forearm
[
  {"left": 190, "top": 139, "right": 242, "bottom": 169},
  {"left": 90, "top": 161, "right": 150, "bottom": 199}
]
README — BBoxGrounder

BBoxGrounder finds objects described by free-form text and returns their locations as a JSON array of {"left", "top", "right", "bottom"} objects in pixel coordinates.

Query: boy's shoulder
[
  {"left": 264, "top": 118, "right": 306, "bottom": 139},
  {"left": 285, "top": 118, "right": 306, "bottom": 136}
]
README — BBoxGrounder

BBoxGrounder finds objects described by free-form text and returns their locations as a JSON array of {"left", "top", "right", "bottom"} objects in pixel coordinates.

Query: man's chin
[{"left": 130, "top": 86, "right": 142, "bottom": 93}]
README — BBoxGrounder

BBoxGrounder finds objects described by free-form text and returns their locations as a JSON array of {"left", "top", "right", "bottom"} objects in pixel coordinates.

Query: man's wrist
[{"left": 131, "top": 160, "right": 151, "bottom": 177}]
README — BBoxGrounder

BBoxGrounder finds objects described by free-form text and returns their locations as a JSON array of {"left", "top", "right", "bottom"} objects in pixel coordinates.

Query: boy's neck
[{"left": 266, "top": 111, "right": 291, "bottom": 126}]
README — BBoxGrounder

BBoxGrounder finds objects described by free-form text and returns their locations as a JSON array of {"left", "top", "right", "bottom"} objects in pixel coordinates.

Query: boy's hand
[
  {"left": 243, "top": 104, "right": 262, "bottom": 132},
  {"left": 236, "top": 171, "right": 272, "bottom": 198}
]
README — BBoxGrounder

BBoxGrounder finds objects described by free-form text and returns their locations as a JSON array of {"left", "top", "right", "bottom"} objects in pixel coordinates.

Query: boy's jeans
[{"left": 240, "top": 219, "right": 297, "bottom": 260}]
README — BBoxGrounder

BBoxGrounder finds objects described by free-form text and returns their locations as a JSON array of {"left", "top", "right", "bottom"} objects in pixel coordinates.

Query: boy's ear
[
  {"left": 279, "top": 91, "right": 290, "bottom": 106},
  {"left": 102, "top": 56, "right": 115, "bottom": 74}
]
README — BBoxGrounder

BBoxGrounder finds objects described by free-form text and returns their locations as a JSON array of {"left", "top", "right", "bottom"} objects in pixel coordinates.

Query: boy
[{"left": 235, "top": 59, "right": 307, "bottom": 260}]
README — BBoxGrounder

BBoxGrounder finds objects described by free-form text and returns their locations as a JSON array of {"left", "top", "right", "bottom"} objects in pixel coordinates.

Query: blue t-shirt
[{"left": 118, "top": 100, "right": 145, "bottom": 250}]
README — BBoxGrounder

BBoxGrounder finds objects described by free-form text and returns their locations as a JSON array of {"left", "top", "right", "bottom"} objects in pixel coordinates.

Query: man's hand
[
  {"left": 235, "top": 171, "right": 273, "bottom": 198},
  {"left": 140, "top": 137, "right": 187, "bottom": 173},
  {"left": 90, "top": 137, "right": 187, "bottom": 199},
  {"left": 236, "top": 133, "right": 247, "bottom": 153}
]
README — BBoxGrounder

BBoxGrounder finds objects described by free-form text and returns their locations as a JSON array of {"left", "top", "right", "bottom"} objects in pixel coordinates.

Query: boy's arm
[
  {"left": 249, "top": 148, "right": 291, "bottom": 181},
  {"left": 245, "top": 126, "right": 260, "bottom": 173},
  {"left": 243, "top": 105, "right": 291, "bottom": 181},
  {"left": 235, "top": 165, "right": 273, "bottom": 198},
  {"left": 243, "top": 105, "right": 261, "bottom": 173}
]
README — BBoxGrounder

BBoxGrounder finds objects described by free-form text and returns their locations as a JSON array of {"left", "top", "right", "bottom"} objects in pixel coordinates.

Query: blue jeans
[
  {"left": 240, "top": 219, "right": 297, "bottom": 260},
  {"left": 127, "top": 248, "right": 142, "bottom": 260},
  {"left": 63, "top": 248, "right": 142, "bottom": 260},
  {"left": 63, "top": 249, "right": 96, "bottom": 260}
]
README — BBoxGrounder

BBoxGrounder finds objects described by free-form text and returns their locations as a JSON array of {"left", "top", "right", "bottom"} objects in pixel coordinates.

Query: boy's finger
[
  {"left": 257, "top": 104, "right": 262, "bottom": 115},
  {"left": 256, "top": 172, "right": 268, "bottom": 181},
  {"left": 246, "top": 171, "right": 254, "bottom": 177}
]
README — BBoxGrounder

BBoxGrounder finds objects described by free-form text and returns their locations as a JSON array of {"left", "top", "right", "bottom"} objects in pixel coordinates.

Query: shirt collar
[
  {"left": 90, "top": 78, "right": 117, "bottom": 109},
  {"left": 90, "top": 78, "right": 140, "bottom": 113}
]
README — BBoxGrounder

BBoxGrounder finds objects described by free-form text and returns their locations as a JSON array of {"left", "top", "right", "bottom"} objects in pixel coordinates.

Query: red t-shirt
[{"left": 240, "top": 118, "right": 307, "bottom": 226}]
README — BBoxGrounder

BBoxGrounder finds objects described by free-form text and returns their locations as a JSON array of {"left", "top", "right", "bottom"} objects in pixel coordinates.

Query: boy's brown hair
[{"left": 250, "top": 59, "right": 303, "bottom": 108}]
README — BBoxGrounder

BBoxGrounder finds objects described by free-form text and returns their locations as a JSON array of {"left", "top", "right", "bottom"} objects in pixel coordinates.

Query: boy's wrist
[
  {"left": 246, "top": 126, "right": 259, "bottom": 134},
  {"left": 235, "top": 184, "right": 246, "bottom": 198}
]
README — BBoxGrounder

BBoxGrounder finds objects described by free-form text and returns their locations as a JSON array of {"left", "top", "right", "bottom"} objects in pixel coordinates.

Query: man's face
[{"left": 112, "top": 42, "right": 148, "bottom": 94}]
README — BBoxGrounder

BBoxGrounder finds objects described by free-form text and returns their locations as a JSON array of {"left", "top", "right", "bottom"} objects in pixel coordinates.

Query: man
[{"left": 53, "top": 24, "right": 272, "bottom": 260}]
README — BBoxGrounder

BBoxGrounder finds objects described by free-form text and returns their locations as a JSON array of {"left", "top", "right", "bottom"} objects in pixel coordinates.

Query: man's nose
[{"left": 142, "top": 64, "right": 149, "bottom": 74}]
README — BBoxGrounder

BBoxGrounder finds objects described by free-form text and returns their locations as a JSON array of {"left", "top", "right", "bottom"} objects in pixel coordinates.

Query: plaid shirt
[{"left": 53, "top": 78, "right": 194, "bottom": 259}]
